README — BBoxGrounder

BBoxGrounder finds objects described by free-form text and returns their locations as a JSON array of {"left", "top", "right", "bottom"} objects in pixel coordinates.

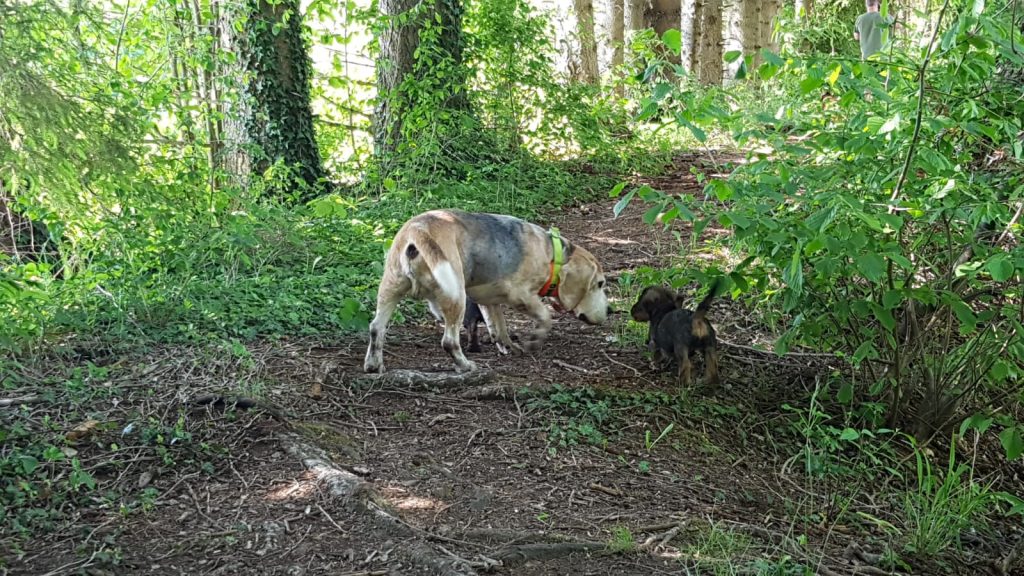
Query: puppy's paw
[{"left": 363, "top": 360, "right": 385, "bottom": 374}]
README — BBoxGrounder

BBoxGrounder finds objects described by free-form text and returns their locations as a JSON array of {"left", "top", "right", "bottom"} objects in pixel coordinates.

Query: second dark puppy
[
  {"left": 630, "top": 279, "right": 721, "bottom": 388},
  {"left": 463, "top": 298, "right": 484, "bottom": 353}
]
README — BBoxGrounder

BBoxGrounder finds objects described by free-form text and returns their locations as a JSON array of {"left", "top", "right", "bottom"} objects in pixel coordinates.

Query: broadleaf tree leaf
[
  {"left": 661, "top": 29, "right": 681, "bottom": 54},
  {"left": 999, "top": 426, "right": 1023, "bottom": 461}
]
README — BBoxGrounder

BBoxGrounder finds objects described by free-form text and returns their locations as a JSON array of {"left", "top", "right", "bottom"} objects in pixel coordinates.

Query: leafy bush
[{"left": 620, "top": 3, "right": 1024, "bottom": 454}]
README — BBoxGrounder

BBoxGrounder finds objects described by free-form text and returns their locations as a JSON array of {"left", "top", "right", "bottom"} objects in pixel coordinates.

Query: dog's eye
[{"left": 597, "top": 280, "right": 605, "bottom": 289}]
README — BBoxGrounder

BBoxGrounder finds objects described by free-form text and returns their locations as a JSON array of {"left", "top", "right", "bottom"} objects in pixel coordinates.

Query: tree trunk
[
  {"left": 696, "top": 0, "right": 722, "bottom": 85},
  {"left": 422, "top": 0, "right": 469, "bottom": 109},
  {"left": 646, "top": 0, "right": 681, "bottom": 65},
  {"left": 794, "top": 0, "right": 812, "bottom": 20},
  {"left": 226, "top": 0, "right": 325, "bottom": 198},
  {"left": 608, "top": 0, "right": 625, "bottom": 70},
  {"left": 374, "top": 0, "right": 419, "bottom": 157},
  {"left": 740, "top": 0, "right": 761, "bottom": 65},
  {"left": 680, "top": 0, "right": 699, "bottom": 73},
  {"left": 626, "top": 0, "right": 647, "bottom": 32},
  {"left": 758, "top": 0, "right": 780, "bottom": 56},
  {"left": 574, "top": 0, "right": 600, "bottom": 84}
]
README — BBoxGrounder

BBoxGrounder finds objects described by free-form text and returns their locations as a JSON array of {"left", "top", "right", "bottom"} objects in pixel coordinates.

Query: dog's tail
[
  {"left": 399, "top": 225, "right": 460, "bottom": 300},
  {"left": 691, "top": 278, "right": 721, "bottom": 338}
]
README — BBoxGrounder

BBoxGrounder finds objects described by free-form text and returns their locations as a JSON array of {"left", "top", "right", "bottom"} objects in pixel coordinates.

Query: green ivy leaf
[
  {"left": 652, "top": 82, "right": 672, "bottom": 102},
  {"left": 999, "top": 426, "right": 1023, "bottom": 461},
  {"left": 856, "top": 253, "right": 885, "bottom": 282},
  {"left": 799, "top": 77, "right": 824, "bottom": 94},
  {"left": 839, "top": 428, "right": 860, "bottom": 441},
  {"left": 987, "top": 254, "right": 1013, "bottom": 281},
  {"left": 724, "top": 50, "right": 742, "bottom": 63},
  {"left": 613, "top": 189, "right": 636, "bottom": 218},
  {"left": 661, "top": 29, "right": 682, "bottom": 54},
  {"left": 837, "top": 382, "right": 854, "bottom": 404},
  {"left": 609, "top": 181, "right": 628, "bottom": 198},
  {"left": 960, "top": 413, "right": 994, "bottom": 437},
  {"left": 951, "top": 300, "right": 977, "bottom": 332}
]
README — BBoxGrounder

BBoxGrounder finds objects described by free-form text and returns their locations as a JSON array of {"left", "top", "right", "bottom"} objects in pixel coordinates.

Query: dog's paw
[
  {"left": 523, "top": 332, "right": 547, "bottom": 353},
  {"left": 363, "top": 360, "right": 385, "bottom": 374},
  {"left": 455, "top": 360, "right": 479, "bottom": 373}
]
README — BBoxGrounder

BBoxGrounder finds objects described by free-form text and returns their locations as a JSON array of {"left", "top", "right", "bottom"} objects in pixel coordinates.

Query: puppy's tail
[
  {"left": 692, "top": 278, "right": 721, "bottom": 337},
  {"left": 400, "top": 225, "right": 459, "bottom": 300}
]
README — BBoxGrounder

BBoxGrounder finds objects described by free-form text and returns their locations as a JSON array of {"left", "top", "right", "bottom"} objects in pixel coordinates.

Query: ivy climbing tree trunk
[
  {"left": 696, "top": 0, "right": 722, "bottom": 85},
  {"left": 374, "top": 0, "right": 471, "bottom": 159},
  {"left": 574, "top": 0, "right": 600, "bottom": 84},
  {"left": 227, "top": 0, "right": 325, "bottom": 198}
]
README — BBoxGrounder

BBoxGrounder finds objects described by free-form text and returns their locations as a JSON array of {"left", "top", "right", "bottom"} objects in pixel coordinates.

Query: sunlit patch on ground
[
  {"left": 264, "top": 470, "right": 319, "bottom": 501},
  {"left": 377, "top": 485, "right": 446, "bottom": 511}
]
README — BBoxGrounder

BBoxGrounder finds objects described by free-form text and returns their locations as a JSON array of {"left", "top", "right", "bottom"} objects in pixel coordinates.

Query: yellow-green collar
[{"left": 538, "top": 227, "right": 564, "bottom": 298}]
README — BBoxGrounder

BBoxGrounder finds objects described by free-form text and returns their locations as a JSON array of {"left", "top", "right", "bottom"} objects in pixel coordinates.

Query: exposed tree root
[{"left": 279, "top": 433, "right": 476, "bottom": 576}]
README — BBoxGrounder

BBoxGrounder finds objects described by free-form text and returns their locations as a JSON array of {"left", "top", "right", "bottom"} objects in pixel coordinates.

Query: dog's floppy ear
[{"left": 559, "top": 259, "right": 598, "bottom": 313}]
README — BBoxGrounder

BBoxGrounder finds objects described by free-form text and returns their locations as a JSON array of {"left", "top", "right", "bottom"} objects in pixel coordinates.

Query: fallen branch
[
  {"left": 352, "top": 369, "right": 495, "bottom": 391},
  {"left": 0, "top": 395, "right": 41, "bottom": 408}
]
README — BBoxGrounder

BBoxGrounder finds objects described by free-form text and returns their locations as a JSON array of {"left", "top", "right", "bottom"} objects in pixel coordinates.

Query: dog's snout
[{"left": 578, "top": 313, "right": 589, "bottom": 324}]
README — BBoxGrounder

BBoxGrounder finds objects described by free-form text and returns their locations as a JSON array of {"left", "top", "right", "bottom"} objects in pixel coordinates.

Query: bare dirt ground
[{"left": 3, "top": 155, "right": 1022, "bottom": 576}]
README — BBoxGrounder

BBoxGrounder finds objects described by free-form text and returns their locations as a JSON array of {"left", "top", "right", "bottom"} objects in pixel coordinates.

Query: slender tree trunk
[
  {"left": 680, "top": 0, "right": 698, "bottom": 73},
  {"left": 574, "top": 0, "right": 600, "bottom": 84},
  {"left": 741, "top": 0, "right": 762, "bottom": 65},
  {"left": 758, "top": 0, "right": 780, "bottom": 55},
  {"left": 696, "top": 0, "right": 722, "bottom": 85},
  {"left": 608, "top": 0, "right": 625, "bottom": 70},
  {"left": 794, "top": 0, "right": 812, "bottom": 20},
  {"left": 626, "top": 0, "right": 647, "bottom": 32},
  {"left": 374, "top": 0, "right": 419, "bottom": 157}
]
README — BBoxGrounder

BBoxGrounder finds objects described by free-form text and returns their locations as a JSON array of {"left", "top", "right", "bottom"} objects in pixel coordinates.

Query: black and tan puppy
[
  {"left": 463, "top": 298, "right": 484, "bottom": 353},
  {"left": 630, "top": 280, "right": 721, "bottom": 388}
]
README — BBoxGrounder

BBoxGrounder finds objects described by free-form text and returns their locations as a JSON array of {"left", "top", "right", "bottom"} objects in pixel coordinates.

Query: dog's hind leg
[
  {"left": 676, "top": 344, "right": 693, "bottom": 387},
  {"left": 480, "top": 305, "right": 515, "bottom": 355},
  {"left": 364, "top": 276, "right": 411, "bottom": 373},
  {"left": 704, "top": 342, "right": 721, "bottom": 389},
  {"left": 435, "top": 295, "right": 477, "bottom": 372}
]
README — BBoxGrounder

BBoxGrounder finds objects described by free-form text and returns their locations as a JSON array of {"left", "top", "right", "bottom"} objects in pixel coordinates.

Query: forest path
[{"left": 12, "top": 154, "right": 931, "bottom": 576}]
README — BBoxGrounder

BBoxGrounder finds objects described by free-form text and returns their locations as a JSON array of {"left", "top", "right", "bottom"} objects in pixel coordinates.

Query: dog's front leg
[{"left": 518, "top": 296, "right": 552, "bottom": 353}]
